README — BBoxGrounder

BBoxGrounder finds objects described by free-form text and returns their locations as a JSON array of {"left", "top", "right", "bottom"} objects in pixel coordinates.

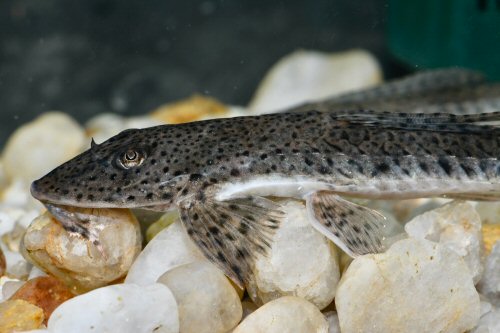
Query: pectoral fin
[
  {"left": 178, "top": 194, "right": 283, "bottom": 287},
  {"left": 306, "top": 191, "right": 398, "bottom": 257}
]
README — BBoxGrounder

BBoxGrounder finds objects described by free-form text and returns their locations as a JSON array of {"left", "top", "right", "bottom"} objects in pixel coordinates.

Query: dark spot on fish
[
  {"left": 189, "top": 173, "right": 203, "bottom": 181},
  {"left": 127, "top": 195, "right": 135, "bottom": 201},
  {"left": 236, "top": 249, "right": 247, "bottom": 259},
  {"left": 231, "top": 264, "right": 242, "bottom": 279},
  {"left": 238, "top": 223, "right": 249, "bottom": 235},
  {"left": 146, "top": 193, "right": 154, "bottom": 199},
  {"left": 438, "top": 157, "right": 453, "bottom": 176},
  {"left": 376, "top": 162, "right": 391, "bottom": 173},
  {"left": 217, "top": 251, "right": 226, "bottom": 262},
  {"left": 230, "top": 169, "right": 240, "bottom": 177},
  {"left": 318, "top": 166, "right": 329, "bottom": 174},
  {"left": 162, "top": 192, "right": 173, "bottom": 200},
  {"left": 208, "top": 226, "right": 219, "bottom": 234},
  {"left": 196, "top": 192, "right": 206, "bottom": 201}
]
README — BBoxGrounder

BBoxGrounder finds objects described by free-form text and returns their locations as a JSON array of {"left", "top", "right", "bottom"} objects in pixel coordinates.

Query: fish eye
[{"left": 118, "top": 148, "right": 145, "bottom": 169}]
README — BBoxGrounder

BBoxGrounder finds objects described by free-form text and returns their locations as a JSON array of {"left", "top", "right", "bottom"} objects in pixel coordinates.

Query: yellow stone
[
  {"left": 146, "top": 211, "right": 179, "bottom": 242},
  {"left": 483, "top": 223, "right": 500, "bottom": 254},
  {"left": 228, "top": 278, "right": 245, "bottom": 300},
  {"left": 151, "top": 95, "right": 228, "bottom": 124},
  {"left": 0, "top": 299, "right": 44, "bottom": 332}
]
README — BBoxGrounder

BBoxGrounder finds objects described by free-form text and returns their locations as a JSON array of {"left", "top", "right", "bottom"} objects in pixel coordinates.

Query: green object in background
[{"left": 388, "top": 0, "right": 500, "bottom": 79}]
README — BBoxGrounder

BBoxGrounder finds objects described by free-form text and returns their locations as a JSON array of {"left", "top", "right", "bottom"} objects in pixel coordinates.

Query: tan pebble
[
  {"left": 22, "top": 208, "right": 142, "bottom": 293},
  {"left": 0, "top": 299, "right": 44, "bottom": 332},
  {"left": 10, "top": 276, "right": 74, "bottom": 325},
  {"left": 0, "top": 247, "right": 5, "bottom": 276},
  {"left": 483, "top": 223, "right": 500, "bottom": 254},
  {"left": 151, "top": 95, "right": 228, "bottom": 124}
]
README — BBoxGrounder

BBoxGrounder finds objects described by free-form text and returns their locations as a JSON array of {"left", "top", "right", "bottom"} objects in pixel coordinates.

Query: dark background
[{"left": 0, "top": 0, "right": 403, "bottom": 145}]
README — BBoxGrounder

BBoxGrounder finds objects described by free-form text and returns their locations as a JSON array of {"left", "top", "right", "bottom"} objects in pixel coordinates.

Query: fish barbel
[{"left": 30, "top": 107, "right": 500, "bottom": 286}]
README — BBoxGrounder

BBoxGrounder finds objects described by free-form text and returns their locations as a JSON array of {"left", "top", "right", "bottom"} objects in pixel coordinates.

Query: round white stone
[
  {"left": 125, "top": 220, "right": 205, "bottom": 285},
  {"left": 247, "top": 200, "right": 339, "bottom": 309},
  {"left": 248, "top": 49, "right": 381, "bottom": 114},
  {"left": 2, "top": 112, "right": 86, "bottom": 183},
  {"left": 158, "top": 261, "right": 242, "bottom": 333},
  {"left": 335, "top": 238, "right": 480, "bottom": 333},
  {"left": 48, "top": 283, "right": 179, "bottom": 333},
  {"left": 478, "top": 242, "right": 500, "bottom": 306},
  {"left": 233, "top": 296, "right": 328, "bottom": 333},
  {"left": 405, "top": 200, "right": 484, "bottom": 283}
]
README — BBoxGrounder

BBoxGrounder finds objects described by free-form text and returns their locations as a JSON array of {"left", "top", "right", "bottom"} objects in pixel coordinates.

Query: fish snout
[{"left": 30, "top": 179, "right": 45, "bottom": 201}]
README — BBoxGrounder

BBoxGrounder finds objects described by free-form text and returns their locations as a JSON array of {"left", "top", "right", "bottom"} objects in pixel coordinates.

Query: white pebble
[
  {"left": 1, "top": 245, "right": 32, "bottom": 278},
  {"left": 233, "top": 296, "right": 328, "bottom": 333},
  {"left": 158, "top": 261, "right": 242, "bottom": 333},
  {"left": 126, "top": 219, "right": 205, "bottom": 285},
  {"left": 2, "top": 112, "right": 86, "bottom": 183},
  {"left": 0, "top": 276, "right": 23, "bottom": 302},
  {"left": 475, "top": 201, "right": 500, "bottom": 224},
  {"left": 335, "top": 238, "right": 480, "bottom": 333},
  {"left": 48, "top": 283, "right": 179, "bottom": 333},
  {"left": 478, "top": 242, "right": 500, "bottom": 306},
  {"left": 405, "top": 200, "right": 484, "bottom": 283},
  {"left": 247, "top": 200, "right": 339, "bottom": 309},
  {"left": 249, "top": 49, "right": 381, "bottom": 113},
  {"left": 324, "top": 311, "right": 341, "bottom": 333},
  {"left": 472, "top": 306, "right": 500, "bottom": 333}
]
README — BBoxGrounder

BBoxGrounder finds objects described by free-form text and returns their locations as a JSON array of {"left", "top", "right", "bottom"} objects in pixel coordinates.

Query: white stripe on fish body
[{"left": 215, "top": 175, "right": 500, "bottom": 201}]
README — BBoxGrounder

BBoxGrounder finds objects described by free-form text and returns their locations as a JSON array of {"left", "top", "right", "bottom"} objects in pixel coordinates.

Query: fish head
[{"left": 31, "top": 126, "right": 187, "bottom": 210}]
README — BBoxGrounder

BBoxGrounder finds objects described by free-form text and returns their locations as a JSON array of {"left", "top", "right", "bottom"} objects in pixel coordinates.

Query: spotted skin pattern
[{"left": 31, "top": 109, "right": 500, "bottom": 285}]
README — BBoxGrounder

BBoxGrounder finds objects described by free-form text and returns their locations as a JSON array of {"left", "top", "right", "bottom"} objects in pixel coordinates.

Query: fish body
[
  {"left": 30, "top": 69, "right": 500, "bottom": 286},
  {"left": 31, "top": 108, "right": 500, "bottom": 286}
]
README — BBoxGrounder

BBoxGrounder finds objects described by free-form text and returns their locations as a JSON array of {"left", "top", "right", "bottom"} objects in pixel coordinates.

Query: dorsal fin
[{"left": 327, "top": 110, "right": 500, "bottom": 133}]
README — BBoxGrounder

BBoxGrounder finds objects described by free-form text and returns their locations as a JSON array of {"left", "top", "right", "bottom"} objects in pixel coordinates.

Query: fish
[{"left": 30, "top": 107, "right": 500, "bottom": 287}]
